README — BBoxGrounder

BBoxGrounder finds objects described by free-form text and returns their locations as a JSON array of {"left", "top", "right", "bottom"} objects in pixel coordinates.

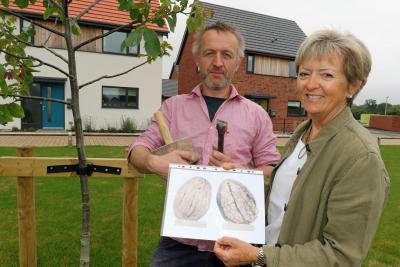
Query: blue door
[{"left": 41, "top": 83, "right": 65, "bottom": 128}]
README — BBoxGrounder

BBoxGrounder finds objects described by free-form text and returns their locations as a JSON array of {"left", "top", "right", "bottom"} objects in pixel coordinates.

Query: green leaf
[
  {"left": 43, "top": 7, "right": 57, "bottom": 20},
  {"left": 71, "top": 21, "right": 81, "bottom": 36},
  {"left": 152, "top": 18, "right": 165, "bottom": 27},
  {"left": 118, "top": 0, "right": 133, "bottom": 11},
  {"left": 125, "top": 28, "right": 143, "bottom": 47},
  {"left": 1, "top": 0, "right": 10, "bottom": 7},
  {"left": 143, "top": 3, "right": 150, "bottom": 18},
  {"left": 172, "top": 5, "right": 181, "bottom": 13},
  {"left": 15, "top": 0, "right": 29, "bottom": 8},
  {"left": 186, "top": 16, "right": 203, "bottom": 33},
  {"left": 0, "top": 105, "right": 13, "bottom": 125},
  {"left": 167, "top": 14, "right": 177, "bottom": 32},
  {"left": 129, "top": 8, "right": 142, "bottom": 22},
  {"left": 7, "top": 103, "right": 24, "bottom": 118},
  {"left": 143, "top": 28, "right": 160, "bottom": 59},
  {"left": 0, "top": 65, "right": 8, "bottom": 91}
]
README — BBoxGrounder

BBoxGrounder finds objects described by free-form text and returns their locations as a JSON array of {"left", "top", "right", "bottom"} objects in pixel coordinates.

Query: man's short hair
[{"left": 191, "top": 21, "right": 245, "bottom": 58}]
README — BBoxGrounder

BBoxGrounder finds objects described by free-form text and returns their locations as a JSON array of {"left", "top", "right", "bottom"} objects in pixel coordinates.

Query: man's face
[{"left": 195, "top": 30, "right": 242, "bottom": 92}]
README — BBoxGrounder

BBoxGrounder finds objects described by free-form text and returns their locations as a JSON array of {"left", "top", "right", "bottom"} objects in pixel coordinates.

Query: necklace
[{"left": 298, "top": 125, "right": 312, "bottom": 159}]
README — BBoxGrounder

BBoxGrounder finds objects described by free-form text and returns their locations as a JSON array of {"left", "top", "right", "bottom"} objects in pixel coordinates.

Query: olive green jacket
[{"left": 264, "top": 108, "right": 390, "bottom": 267}]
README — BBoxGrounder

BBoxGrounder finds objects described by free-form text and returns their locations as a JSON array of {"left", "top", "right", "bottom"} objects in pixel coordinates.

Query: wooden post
[
  {"left": 123, "top": 149, "right": 138, "bottom": 267},
  {"left": 16, "top": 147, "right": 37, "bottom": 267},
  {"left": 122, "top": 177, "right": 138, "bottom": 267}
]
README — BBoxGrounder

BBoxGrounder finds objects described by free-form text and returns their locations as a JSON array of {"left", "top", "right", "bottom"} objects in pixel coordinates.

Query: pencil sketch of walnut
[
  {"left": 217, "top": 179, "right": 258, "bottom": 224},
  {"left": 173, "top": 177, "right": 212, "bottom": 221}
]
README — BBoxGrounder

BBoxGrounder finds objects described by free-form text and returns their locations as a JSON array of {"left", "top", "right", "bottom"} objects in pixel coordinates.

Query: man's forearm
[{"left": 129, "top": 145, "right": 154, "bottom": 174}]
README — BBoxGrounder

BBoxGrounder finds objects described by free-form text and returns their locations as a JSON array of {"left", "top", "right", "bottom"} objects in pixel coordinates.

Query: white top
[{"left": 265, "top": 138, "right": 308, "bottom": 246}]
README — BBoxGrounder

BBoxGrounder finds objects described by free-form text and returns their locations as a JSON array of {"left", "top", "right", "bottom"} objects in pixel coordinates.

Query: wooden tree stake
[
  {"left": 16, "top": 147, "right": 37, "bottom": 267},
  {"left": 122, "top": 176, "right": 138, "bottom": 267}
]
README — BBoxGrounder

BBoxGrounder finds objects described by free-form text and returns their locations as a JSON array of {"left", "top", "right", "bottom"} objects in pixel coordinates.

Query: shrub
[
  {"left": 83, "top": 116, "right": 95, "bottom": 132},
  {"left": 120, "top": 116, "right": 137, "bottom": 133}
]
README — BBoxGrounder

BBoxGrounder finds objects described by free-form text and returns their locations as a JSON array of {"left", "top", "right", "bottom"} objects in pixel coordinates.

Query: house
[
  {"left": 0, "top": 0, "right": 168, "bottom": 131},
  {"left": 171, "top": 2, "right": 307, "bottom": 132},
  {"left": 162, "top": 79, "right": 178, "bottom": 100}
]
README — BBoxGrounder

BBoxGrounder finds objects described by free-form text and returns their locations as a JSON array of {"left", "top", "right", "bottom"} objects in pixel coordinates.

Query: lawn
[{"left": 0, "top": 146, "right": 399, "bottom": 266}]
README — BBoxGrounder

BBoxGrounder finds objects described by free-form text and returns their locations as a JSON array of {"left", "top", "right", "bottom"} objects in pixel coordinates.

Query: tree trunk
[{"left": 64, "top": 4, "right": 91, "bottom": 266}]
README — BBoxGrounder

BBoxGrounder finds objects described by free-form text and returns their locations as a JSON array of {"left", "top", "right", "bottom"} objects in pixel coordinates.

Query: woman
[{"left": 214, "top": 30, "right": 390, "bottom": 267}]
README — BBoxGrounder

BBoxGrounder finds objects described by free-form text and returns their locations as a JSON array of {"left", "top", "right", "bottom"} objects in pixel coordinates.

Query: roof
[
  {"left": 162, "top": 79, "right": 178, "bottom": 98},
  {"left": 176, "top": 2, "right": 306, "bottom": 64},
  {"left": 203, "top": 2, "right": 306, "bottom": 58},
  {"left": 3, "top": 0, "right": 168, "bottom": 32}
]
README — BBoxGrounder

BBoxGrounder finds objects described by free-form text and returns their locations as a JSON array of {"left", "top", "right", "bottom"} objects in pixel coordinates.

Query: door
[
  {"left": 41, "top": 83, "right": 65, "bottom": 128},
  {"left": 21, "top": 81, "right": 65, "bottom": 129},
  {"left": 21, "top": 83, "right": 42, "bottom": 129}
]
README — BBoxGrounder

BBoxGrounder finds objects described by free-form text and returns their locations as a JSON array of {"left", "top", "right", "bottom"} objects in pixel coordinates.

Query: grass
[{"left": 0, "top": 146, "right": 399, "bottom": 266}]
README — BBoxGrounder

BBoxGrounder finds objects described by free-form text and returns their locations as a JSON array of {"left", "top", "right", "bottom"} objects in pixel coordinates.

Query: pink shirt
[{"left": 129, "top": 84, "right": 280, "bottom": 251}]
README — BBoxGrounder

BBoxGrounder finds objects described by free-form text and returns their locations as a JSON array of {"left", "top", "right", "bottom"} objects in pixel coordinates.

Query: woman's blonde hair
[{"left": 295, "top": 29, "right": 372, "bottom": 104}]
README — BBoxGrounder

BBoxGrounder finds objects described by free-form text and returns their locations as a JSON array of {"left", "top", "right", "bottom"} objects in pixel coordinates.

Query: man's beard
[{"left": 200, "top": 67, "right": 232, "bottom": 91}]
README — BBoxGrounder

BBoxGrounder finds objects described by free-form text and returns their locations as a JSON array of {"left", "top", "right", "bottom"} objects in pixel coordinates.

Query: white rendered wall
[{"left": 0, "top": 18, "right": 162, "bottom": 130}]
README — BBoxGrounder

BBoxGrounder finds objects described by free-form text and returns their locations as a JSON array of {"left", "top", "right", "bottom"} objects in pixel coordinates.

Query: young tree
[{"left": 0, "top": 0, "right": 210, "bottom": 265}]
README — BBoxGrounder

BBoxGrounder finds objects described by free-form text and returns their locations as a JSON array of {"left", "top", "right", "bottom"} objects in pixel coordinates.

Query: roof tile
[{"left": 4, "top": 0, "right": 168, "bottom": 32}]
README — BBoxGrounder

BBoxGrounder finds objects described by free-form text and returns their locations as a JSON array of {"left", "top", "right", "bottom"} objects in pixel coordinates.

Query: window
[
  {"left": 289, "top": 60, "right": 297, "bottom": 78},
  {"left": 102, "top": 86, "right": 138, "bottom": 109},
  {"left": 21, "top": 20, "right": 34, "bottom": 44},
  {"left": 103, "top": 30, "right": 139, "bottom": 55},
  {"left": 287, "top": 101, "right": 306, "bottom": 116},
  {"left": 247, "top": 55, "right": 254, "bottom": 73}
]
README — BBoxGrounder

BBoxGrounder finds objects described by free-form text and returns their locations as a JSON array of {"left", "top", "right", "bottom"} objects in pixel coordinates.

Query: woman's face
[{"left": 297, "top": 53, "right": 359, "bottom": 126}]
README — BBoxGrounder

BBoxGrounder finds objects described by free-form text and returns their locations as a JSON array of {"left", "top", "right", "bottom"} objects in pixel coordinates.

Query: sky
[{"left": 162, "top": 0, "right": 400, "bottom": 105}]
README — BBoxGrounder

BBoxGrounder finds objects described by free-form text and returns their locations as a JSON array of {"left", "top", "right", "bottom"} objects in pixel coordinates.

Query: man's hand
[
  {"left": 129, "top": 146, "right": 195, "bottom": 179},
  {"left": 214, "top": 236, "right": 260, "bottom": 267},
  {"left": 209, "top": 145, "right": 244, "bottom": 170},
  {"left": 147, "top": 150, "right": 195, "bottom": 179}
]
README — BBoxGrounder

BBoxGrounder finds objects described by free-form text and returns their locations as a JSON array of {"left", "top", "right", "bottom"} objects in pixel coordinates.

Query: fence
[
  {"left": 0, "top": 147, "right": 143, "bottom": 267},
  {"left": 272, "top": 117, "right": 307, "bottom": 133}
]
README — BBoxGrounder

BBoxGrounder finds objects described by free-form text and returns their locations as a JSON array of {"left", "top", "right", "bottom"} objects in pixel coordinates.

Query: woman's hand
[{"left": 214, "top": 236, "right": 260, "bottom": 267}]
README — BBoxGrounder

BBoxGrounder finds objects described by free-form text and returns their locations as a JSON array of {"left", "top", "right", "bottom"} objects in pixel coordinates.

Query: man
[{"left": 128, "top": 21, "right": 280, "bottom": 266}]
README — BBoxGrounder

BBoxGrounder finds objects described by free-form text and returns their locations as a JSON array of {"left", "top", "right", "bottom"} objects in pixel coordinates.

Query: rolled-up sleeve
[{"left": 252, "top": 108, "right": 281, "bottom": 167}]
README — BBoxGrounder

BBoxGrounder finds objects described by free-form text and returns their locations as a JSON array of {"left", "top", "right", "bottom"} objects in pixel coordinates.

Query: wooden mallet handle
[{"left": 154, "top": 111, "right": 173, "bottom": 145}]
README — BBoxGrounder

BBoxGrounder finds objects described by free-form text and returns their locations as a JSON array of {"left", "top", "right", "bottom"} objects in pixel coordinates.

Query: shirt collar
[{"left": 191, "top": 83, "right": 242, "bottom": 100}]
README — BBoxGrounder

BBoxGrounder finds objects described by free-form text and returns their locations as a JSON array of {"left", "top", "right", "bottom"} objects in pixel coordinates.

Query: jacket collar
[{"left": 288, "top": 107, "right": 354, "bottom": 156}]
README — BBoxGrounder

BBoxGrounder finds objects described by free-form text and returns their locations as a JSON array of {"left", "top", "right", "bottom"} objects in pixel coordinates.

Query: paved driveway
[{"left": 0, "top": 133, "right": 137, "bottom": 147}]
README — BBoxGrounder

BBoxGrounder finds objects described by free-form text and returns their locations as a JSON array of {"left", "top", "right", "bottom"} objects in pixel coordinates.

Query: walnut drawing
[
  {"left": 173, "top": 177, "right": 212, "bottom": 221},
  {"left": 217, "top": 179, "right": 258, "bottom": 224}
]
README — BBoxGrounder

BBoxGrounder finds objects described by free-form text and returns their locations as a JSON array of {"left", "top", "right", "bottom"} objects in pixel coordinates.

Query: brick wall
[
  {"left": 369, "top": 115, "right": 400, "bottom": 132},
  {"left": 176, "top": 32, "right": 307, "bottom": 132}
]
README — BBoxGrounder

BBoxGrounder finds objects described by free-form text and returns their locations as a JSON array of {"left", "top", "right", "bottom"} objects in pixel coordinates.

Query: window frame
[
  {"left": 101, "top": 86, "right": 139, "bottom": 109},
  {"left": 102, "top": 29, "right": 139, "bottom": 56},
  {"left": 246, "top": 54, "right": 255, "bottom": 73},
  {"left": 287, "top": 100, "right": 306, "bottom": 116},
  {"left": 289, "top": 60, "right": 297, "bottom": 78}
]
